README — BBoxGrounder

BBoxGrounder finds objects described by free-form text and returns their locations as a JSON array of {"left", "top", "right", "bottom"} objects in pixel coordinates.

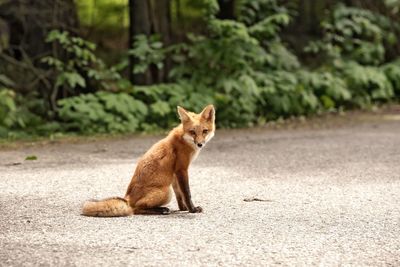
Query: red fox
[{"left": 81, "top": 104, "right": 216, "bottom": 216}]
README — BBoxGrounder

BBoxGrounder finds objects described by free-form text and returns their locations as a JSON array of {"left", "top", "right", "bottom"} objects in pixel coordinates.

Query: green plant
[
  {"left": 41, "top": 30, "right": 120, "bottom": 100},
  {"left": 131, "top": 82, "right": 214, "bottom": 129},
  {"left": 298, "top": 70, "right": 351, "bottom": 110},
  {"left": 164, "top": 0, "right": 301, "bottom": 126},
  {"left": 340, "top": 61, "right": 394, "bottom": 107},
  {"left": 58, "top": 92, "right": 147, "bottom": 133},
  {"left": 0, "top": 89, "right": 19, "bottom": 132},
  {"left": 115, "top": 34, "right": 167, "bottom": 78},
  {"left": 1, "top": 0, "right": 400, "bottom": 140},
  {"left": 0, "top": 74, "right": 14, "bottom": 88},
  {"left": 306, "top": 4, "right": 397, "bottom": 65},
  {"left": 131, "top": 35, "right": 165, "bottom": 74},
  {"left": 0, "top": 89, "right": 49, "bottom": 138},
  {"left": 25, "top": 155, "right": 38, "bottom": 161},
  {"left": 239, "top": 0, "right": 299, "bottom": 71},
  {"left": 166, "top": 19, "right": 265, "bottom": 126},
  {"left": 382, "top": 59, "right": 400, "bottom": 97},
  {"left": 256, "top": 71, "right": 315, "bottom": 118}
]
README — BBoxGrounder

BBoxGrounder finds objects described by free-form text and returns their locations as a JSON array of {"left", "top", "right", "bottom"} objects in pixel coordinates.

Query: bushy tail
[{"left": 81, "top": 197, "right": 133, "bottom": 217}]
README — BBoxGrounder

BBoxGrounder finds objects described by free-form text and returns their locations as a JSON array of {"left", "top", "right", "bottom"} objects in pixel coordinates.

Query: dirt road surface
[{"left": 1, "top": 112, "right": 399, "bottom": 266}]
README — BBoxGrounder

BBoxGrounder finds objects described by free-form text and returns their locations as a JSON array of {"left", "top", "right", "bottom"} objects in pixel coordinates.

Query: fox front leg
[
  {"left": 172, "top": 179, "right": 188, "bottom": 211},
  {"left": 175, "top": 170, "right": 202, "bottom": 213}
]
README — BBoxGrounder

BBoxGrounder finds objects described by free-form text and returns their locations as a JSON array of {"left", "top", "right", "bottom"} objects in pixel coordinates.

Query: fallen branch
[{"left": 243, "top": 197, "right": 273, "bottom": 202}]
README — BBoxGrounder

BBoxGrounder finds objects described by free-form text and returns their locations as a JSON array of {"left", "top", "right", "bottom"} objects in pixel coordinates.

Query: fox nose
[{"left": 197, "top": 143, "right": 203, "bottom": 148}]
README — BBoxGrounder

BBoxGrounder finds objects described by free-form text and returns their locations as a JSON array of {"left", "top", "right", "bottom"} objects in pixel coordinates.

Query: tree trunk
[
  {"left": 149, "top": 0, "right": 171, "bottom": 82},
  {"left": 129, "top": 0, "right": 152, "bottom": 85},
  {"left": 128, "top": 0, "right": 172, "bottom": 85}
]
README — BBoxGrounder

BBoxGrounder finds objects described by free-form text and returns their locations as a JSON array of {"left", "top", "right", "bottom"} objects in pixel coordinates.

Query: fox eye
[
  {"left": 203, "top": 129, "right": 209, "bottom": 134},
  {"left": 189, "top": 130, "right": 196, "bottom": 136}
]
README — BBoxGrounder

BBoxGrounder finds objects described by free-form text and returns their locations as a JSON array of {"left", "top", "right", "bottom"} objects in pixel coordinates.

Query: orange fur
[{"left": 81, "top": 104, "right": 216, "bottom": 216}]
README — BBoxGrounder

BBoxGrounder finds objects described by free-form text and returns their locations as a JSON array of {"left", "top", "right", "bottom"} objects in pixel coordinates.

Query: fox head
[{"left": 177, "top": 104, "right": 216, "bottom": 149}]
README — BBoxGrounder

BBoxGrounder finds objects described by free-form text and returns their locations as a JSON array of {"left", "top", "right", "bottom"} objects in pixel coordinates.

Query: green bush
[
  {"left": 2, "top": 1, "right": 400, "bottom": 139},
  {"left": 41, "top": 30, "right": 120, "bottom": 94},
  {"left": 340, "top": 61, "right": 394, "bottom": 107},
  {"left": 131, "top": 83, "right": 214, "bottom": 129},
  {"left": 298, "top": 70, "right": 351, "bottom": 110},
  {"left": 306, "top": 4, "right": 397, "bottom": 65},
  {"left": 163, "top": 0, "right": 296, "bottom": 127},
  {"left": 0, "top": 89, "right": 20, "bottom": 135},
  {"left": 382, "top": 59, "right": 400, "bottom": 97},
  {"left": 58, "top": 92, "right": 147, "bottom": 133},
  {"left": 0, "top": 88, "right": 52, "bottom": 138},
  {"left": 52, "top": 1, "right": 400, "bottom": 134}
]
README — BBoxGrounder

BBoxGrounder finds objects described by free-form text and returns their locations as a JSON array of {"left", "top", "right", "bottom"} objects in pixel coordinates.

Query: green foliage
[
  {"left": 0, "top": 74, "right": 14, "bottom": 87},
  {"left": 117, "top": 35, "right": 166, "bottom": 75},
  {"left": 339, "top": 61, "right": 394, "bottom": 107},
  {"left": 165, "top": 1, "right": 297, "bottom": 127},
  {"left": 0, "top": 88, "right": 52, "bottom": 138},
  {"left": 196, "top": 0, "right": 219, "bottom": 18},
  {"left": 239, "top": 0, "right": 291, "bottom": 40},
  {"left": 382, "top": 59, "right": 400, "bottom": 96},
  {"left": 2, "top": 1, "right": 400, "bottom": 139},
  {"left": 0, "top": 70, "right": 63, "bottom": 138},
  {"left": 25, "top": 155, "right": 38, "bottom": 161},
  {"left": 170, "top": 29, "right": 263, "bottom": 83},
  {"left": 306, "top": 4, "right": 397, "bottom": 65},
  {"left": 256, "top": 68, "right": 369, "bottom": 118},
  {"left": 131, "top": 83, "right": 214, "bottom": 129},
  {"left": 298, "top": 70, "right": 351, "bottom": 109},
  {"left": 0, "top": 89, "right": 19, "bottom": 131},
  {"left": 301, "top": 4, "right": 399, "bottom": 108},
  {"left": 256, "top": 71, "right": 317, "bottom": 118},
  {"left": 137, "top": 1, "right": 399, "bottom": 128},
  {"left": 213, "top": 74, "right": 260, "bottom": 127},
  {"left": 239, "top": 0, "right": 298, "bottom": 71},
  {"left": 58, "top": 92, "right": 147, "bottom": 133},
  {"left": 42, "top": 30, "right": 120, "bottom": 93}
]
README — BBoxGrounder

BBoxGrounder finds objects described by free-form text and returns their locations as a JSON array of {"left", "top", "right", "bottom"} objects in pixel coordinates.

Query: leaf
[
  {"left": 25, "top": 155, "right": 38, "bottom": 161},
  {"left": 0, "top": 74, "right": 15, "bottom": 87},
  {"left": 150, "top": 101, "right": 171, "bottom": 116},
  {"left": 65, "top": 72, "right": 86, "bottom": 88}
]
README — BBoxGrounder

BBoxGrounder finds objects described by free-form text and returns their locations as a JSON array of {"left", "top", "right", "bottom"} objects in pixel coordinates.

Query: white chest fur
[
  {"left": 183, "top": 133, "right": 201, "bottom": 163},
  {"left": 190, "top": 148, "right": 201, "bottom": 164}
]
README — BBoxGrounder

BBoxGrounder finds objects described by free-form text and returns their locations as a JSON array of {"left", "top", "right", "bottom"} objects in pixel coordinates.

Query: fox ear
[
  {"left": 177, "top": 106, "right": 191, "bottom": 123},
  {"left": 200, "top": 104, "right": 215, "bottom": 122}
]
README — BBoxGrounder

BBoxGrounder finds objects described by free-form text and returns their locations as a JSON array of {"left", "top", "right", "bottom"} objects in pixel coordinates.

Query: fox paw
[
  {"left": 160, "top": 207, "right": 171, "bottom": 215},
  {"left": 190, "top": 206, "right": 203, "bottom": 213}
]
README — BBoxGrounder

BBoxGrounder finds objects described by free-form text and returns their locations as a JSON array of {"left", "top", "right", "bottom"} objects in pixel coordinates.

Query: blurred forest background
[{"left": 1, "top": 0, "right": 400, "bottom": 138}]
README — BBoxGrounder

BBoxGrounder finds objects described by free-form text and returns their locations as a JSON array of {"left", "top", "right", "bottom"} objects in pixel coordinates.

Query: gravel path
[{"left": 1, "top": 114, "right": 399, "bottom": 266}]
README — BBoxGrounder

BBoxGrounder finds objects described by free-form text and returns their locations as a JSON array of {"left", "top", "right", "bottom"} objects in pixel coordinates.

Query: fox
[{"left": 81, "top": 104, "right": 216, "bottom": 216}]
